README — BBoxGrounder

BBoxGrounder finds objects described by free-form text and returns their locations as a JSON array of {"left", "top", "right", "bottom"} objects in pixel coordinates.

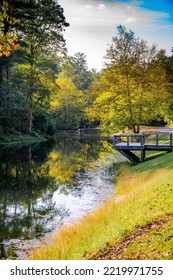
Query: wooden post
[
  {"left": 170, "top": 134, "right": 172, "bottom": 147},
  {"left": 141, "top": 149, "right": 145, "bottom": 162},
  {"left": 127, "top": 136, "right": 129, "bottom": 146},
  {"left": 156, "top": 134, "right": 159, "bottom": 146},
  {"left": 113, "top": 136, "right": 115, "bottom": 146},
  {"left": 141, "top": 134, "right": 145, "bottom": 146}
]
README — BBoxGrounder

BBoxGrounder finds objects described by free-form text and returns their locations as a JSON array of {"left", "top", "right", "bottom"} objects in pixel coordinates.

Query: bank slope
[{"left": 30, "top": 152, "right": 173, "bottom": 260}]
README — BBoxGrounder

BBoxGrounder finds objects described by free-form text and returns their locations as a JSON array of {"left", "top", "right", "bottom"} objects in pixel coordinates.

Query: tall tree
[
  {"left": 0, "top": 0, "right": 69, "bottom": 134},
  {"left": 161, "top": 49, "right": 173, "bottom": 123},
  {"left": 17, "top": 0, "right": 69, "bottom": 133},
  {"left": 72, "top": 52, "right": 94, "bottom": 92},
  {"left": 56, "top": 53, "right": 97, "bottom": 128},
  {"left": 0, "top": 0, "right": 21, "bottom": 57},
  {"left": 50, "top": 75, "right": 85, "bottom": 130},
  {"left": 87, "top": 25, "right": 169, "bottom": 134},
  {"left": 61, "top": 52, "right": 94, "bottom": 92}
]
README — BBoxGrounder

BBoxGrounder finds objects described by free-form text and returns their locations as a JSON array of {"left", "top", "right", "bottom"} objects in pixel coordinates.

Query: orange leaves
[
  {"left": 0, "top": 1, "right": 20, "bottom": 56},
  {"left": 0, "top": 34, "right": 19, "bottom": 56}
]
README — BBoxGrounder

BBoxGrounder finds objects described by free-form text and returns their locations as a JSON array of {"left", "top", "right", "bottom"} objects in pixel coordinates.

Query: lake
[{"left": 0, "top": 133, "right": 125, "bottom": 259}]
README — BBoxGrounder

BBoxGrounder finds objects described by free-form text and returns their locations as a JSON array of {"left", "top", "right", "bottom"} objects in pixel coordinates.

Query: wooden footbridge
[{"left": 113, "top": 132, "right": 173, "bottom": 163}]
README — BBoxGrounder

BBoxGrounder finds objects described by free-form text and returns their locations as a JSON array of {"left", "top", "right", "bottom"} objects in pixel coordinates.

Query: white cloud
[
  {"left": 59, "top": 0, "right": 173, "bottom": 70},
  {"left": 84, "top": 5, "right": 93, "bottom": 9},
  {"left": 98, "top": 3, "right": 106, "bottom": 10},
  {"left": 125, "top": 17, "right": 136, "bottom": 23}
]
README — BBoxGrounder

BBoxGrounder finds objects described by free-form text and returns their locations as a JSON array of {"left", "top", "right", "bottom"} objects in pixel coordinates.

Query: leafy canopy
[{"left": 87, "top": 25, "right": 169, "bottom": 134}]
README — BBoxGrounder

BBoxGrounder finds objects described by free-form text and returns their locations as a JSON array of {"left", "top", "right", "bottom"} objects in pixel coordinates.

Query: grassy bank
[
  {"left": 30, "top": 151, "right": 173, "bottom": 260},
  {"left": 0, "top": 133, "right": 45, "bottom": 145}
]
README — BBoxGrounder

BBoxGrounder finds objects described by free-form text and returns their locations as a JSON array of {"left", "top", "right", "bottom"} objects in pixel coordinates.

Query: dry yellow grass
[{"left": 29, "top": 152, "right": 173, "bottom": 260}]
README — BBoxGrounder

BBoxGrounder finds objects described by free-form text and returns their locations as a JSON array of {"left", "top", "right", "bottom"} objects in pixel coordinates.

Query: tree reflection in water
[{"left": 0, "top": 134, "right": 118, "bottom": 259}]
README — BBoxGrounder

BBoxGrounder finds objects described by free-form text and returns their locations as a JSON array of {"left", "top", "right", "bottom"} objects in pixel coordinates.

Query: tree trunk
[
  {"left": 29, "top": 106, "right": 33, "bottom": 134},
  {"left": 0, "top": 237, "right": 6, "bottom": 259},
  {"left": 137, "top": 124, "right": 140, "bottom": 133},
  {"left": 0, "top": 65, "right": 3, "bottom": 109},
  {"left": 133, "top": 124, "right": 140, "bottom": 133},
  {"left": 0, "top": 65, "right": 3, "bottom": 86}
]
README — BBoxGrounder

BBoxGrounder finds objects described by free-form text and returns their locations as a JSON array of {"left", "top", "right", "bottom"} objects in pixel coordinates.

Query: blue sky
[
  {"left": 141, "top": 0, "right": 173, "bottom": 15},
  {"left": 59, "top": 0, "right": 173, "bottom": 70},
  {"left": 106, "top": 0, "right": 173, "bottom": 16}
]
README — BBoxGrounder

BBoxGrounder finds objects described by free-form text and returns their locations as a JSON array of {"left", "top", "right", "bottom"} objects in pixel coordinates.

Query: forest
[{"left": 1, "top": 0, "right": 173, "bottom": 140}]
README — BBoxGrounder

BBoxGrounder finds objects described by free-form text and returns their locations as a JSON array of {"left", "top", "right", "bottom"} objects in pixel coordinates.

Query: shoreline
[
  {"left": 0, "top": 134, "right": 46, "bottom": 146},
  {"left": 29, "top": 151, "right": 173, "bottom": 260}
]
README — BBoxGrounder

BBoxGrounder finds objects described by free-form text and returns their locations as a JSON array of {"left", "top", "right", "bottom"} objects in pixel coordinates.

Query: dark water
[{"left": 0, "top": 134, "right": 124, "bottom": 259}]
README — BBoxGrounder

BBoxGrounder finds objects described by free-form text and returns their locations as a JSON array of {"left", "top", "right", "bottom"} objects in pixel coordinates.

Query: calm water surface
[{"left": 0, "top": 134, "right": 124, "bottom": 259}]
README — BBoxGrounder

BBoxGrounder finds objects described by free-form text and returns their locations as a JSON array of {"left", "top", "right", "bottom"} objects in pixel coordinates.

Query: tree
[
  {"left": 72, "top": 52, "right": 94, "bottom": 92},
  {"left": 0, "top": 0, "right": 20, "bottom": 57},
  {"left": 9, "top": 53, "right": 61, "bottom": 133},
  {"left": 87, "top": 25, "right": 169, "bottom": 134},
  {"left": 19, "top": 0, "right": 69, "bottom": 59},
  {"left": 59, "top": 52, "right": 95, "bottom": 92},
  {"left": 160, "top": 49, "right": 173, "bottom": 123},
  {"left": 59, "top": 53, "right": 97, "bottom": 128},
  {"left": 50, "top": 75, "right": 85, "bottom": 130},
  {"left": 0, "top": 0, "right": 69, "bottom": 135},
  {"left": 15, "top": 0, "right": 69, "bottom": 133}
]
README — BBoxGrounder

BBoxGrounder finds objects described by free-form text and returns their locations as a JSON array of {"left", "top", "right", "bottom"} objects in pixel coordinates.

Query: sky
[{"left": 59, "top": 0, "right": 173, "bottom": 71}]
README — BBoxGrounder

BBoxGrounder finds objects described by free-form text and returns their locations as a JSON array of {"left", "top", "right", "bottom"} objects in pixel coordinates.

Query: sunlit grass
[
  {"left": 0, "top": 133, "right": 44, "bottom": 145},
  {"left": 115, "top": 217, "right": 173, "bottom": 260},
  {"left": 30, "top": 152, "right": 173, "bottom": 260}
]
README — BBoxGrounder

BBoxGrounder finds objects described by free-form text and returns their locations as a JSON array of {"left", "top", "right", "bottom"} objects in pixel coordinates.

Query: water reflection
[{"left": 0, "top": 134, "right": 123, "bottom": 259}]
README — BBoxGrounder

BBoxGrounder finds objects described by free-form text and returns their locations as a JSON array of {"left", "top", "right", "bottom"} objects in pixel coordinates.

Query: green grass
[
  {"left": 30, "top": 151, "right": 173, "bottom": 260},
  {"left": 114, "top": 216, "right": 173, "bottom": 260},
  {"left": 0, "top": 133, "right": 45, "bottom": 145}
]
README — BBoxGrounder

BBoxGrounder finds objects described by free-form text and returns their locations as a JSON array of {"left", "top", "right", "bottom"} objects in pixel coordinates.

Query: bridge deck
[
  {"left": 115, "top": 142, "right": 172, "bottom": 150},
  {"left": 113, "top": 132, "right": 173, "bottom": 162}
]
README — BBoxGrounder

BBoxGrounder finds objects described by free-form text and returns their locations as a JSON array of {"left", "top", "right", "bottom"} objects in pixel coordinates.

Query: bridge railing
[
  {"left": 113, "top": 133, "right": 173, "bottom": 147},
  {"left": 144, "top": 133, "right": 173, "bottom": 146},
  {"left": 113, "top": 133, "right": 145, "bottom": 147}
]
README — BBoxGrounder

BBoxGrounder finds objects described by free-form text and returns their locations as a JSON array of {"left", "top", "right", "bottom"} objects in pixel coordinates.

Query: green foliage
[
  {"left": 1, "top": 13, "right": 173, "bottom": 138},
  {"left": 72, "top": 52, "right": 94, "bottom": 92},
  {"left": 0, "top": 0, "right": 20, "bottom": 56},
  {"left": 0, "top": 0, "right": 69, "bottom": 137},
  {"left": 33, "top": 111, "right": 56, "bottom": 136},
  {"left": 60, "top": 53, "right": 95, "bottom": 92},
  {"left": 51, "top": 76, "right": 85, "bottom": 130},
  {"left": 0, "top": 88, "right": 30, "bottom": 134},
  {"left": 58, "top": 53, "right": 97, "bottom": 128},
  {"left": 161, "top": 51, "right": 173, "bottom": 122},
  {"left": 87, "top": 26, "right": 169, "bottom": 134}
]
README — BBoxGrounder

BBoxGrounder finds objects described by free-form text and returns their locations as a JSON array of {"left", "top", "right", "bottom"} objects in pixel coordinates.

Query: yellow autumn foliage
[{"left": 0, "top": 1, "right": 20, "bottom": 56}]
